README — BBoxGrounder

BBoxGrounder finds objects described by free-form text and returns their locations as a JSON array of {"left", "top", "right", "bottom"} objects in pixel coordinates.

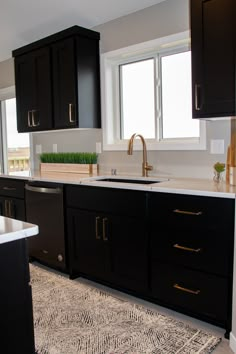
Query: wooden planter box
[{"left": 40, "top": 163, "right": 98, "bottom": 175}]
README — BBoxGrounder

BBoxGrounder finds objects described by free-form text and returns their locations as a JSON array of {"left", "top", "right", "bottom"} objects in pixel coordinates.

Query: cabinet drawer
[
  {"left": 149, "top": 192, "right": 234, "bottom": 231},
  {"left": 0, "top": 179, "right": 25, "bottom": 198},
  {"left": 66, "top": 185, "right": 147, "bottom": 217},
  {"left": 151, "top": 228, "right": 233, "bottom": 277},
  {"left": 151, "top": 262, "right": 229, "bottom": 325}
]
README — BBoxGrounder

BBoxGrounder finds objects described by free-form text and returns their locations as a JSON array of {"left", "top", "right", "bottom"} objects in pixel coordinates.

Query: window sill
[{"left": 103, "top": 138, "right": 206, "bottom": 151}]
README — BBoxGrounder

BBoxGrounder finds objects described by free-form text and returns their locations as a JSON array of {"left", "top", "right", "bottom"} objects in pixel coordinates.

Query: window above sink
[{"left": 101, "top": 31, "right": 206, "bottom": 152}]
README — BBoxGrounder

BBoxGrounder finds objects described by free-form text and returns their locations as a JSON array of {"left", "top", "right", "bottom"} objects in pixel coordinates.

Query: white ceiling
[{"left": 0, "top": 0, "right": 166, "bottom": 62}]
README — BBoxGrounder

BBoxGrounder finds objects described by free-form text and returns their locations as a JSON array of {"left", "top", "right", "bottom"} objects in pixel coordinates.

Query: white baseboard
[{"left": 230, "top": 332, "right": 236, "bottom": 353}]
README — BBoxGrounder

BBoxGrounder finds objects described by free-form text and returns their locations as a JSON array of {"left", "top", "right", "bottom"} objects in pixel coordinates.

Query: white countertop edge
[
  {"left": 1, "top": 173, "right": 236, "bottom": 199},
  {"left": 150, "top": 186, "right": 235, "bottom": 199},
  {"left": 0, "top": 220, "right": 39, "bottom": 244}
]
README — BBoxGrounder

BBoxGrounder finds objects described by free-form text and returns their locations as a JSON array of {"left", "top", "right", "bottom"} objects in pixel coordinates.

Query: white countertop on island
[{"left": 0, "top": 216, "right": 39, "bottom": 244}]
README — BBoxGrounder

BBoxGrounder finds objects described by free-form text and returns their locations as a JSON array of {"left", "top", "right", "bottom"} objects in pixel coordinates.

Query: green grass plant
[{"left": 40, "top": 152, "right": 98, "bottom": 164}]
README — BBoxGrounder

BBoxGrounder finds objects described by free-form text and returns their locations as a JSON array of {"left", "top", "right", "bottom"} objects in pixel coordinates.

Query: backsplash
[{"left": 32, "top": 119, "right": 230, "bottom": 180}]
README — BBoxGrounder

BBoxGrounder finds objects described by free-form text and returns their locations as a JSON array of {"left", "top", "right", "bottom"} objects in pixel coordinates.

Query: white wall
[{"left": 0, "top": 58, "right": 15, "bottom": 89}]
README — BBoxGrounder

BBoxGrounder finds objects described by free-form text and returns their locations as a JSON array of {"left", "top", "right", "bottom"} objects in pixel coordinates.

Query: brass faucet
[{"left": 127, "top": 133, "right": 153, "bottom": 177}]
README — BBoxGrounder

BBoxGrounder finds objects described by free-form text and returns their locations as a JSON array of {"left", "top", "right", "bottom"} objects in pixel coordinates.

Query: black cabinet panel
[
  {"left": 191, "top": 0, "right": 236, "bottom": 118},
  {"left": 67, "top": 208, "right": 111, "bottom": 281},
  {"left": 151, "top": 228, "right": 232, "bottom": 277},
  {"left": 151, "top": 262, "right": 229, "bottom": 326},
  {"left": 149, "top": 192, "right": 234, "bottom": 231},
  {"left": 0, "top": 178, "right": 26, "bottom": 221},
  {"left": 15, "top": 47, "right": 53, "bottom": 132},
  {"left": 52, "top": 37, "right": 77, "bottom": 129},
  {"left": 66, "top": 185, "right": 147, "bottom": 217},
  {"left": 0, "top": 178, "right": 25, "bottom": 198},
  {"left": 0, "top": 239, "right": 35, "bottom": 353}
]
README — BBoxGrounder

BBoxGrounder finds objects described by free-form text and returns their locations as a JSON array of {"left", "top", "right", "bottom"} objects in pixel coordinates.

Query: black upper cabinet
[
  {"left": 15, "top": 47, "right": 53, "bottom": 132},
  {"left": 191, "top": 0, "right": 236, "bottom": 118},
  {"left": 52, "top": 38, "right": 77, "bottom": 129},
  {"left": 13, "top": 26, "right": 101, "bottom": 132}
]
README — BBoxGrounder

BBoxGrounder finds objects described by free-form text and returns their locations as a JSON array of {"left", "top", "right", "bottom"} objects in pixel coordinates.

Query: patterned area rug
[{"left": 30, "top": 264, "right": 221, "bottom": 354}]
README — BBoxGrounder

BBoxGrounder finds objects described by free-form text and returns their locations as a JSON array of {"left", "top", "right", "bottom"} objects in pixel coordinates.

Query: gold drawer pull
[
  {"left": 102, "top": 217, "right": 108, "bottom": 241},
  {"left": 95, "top": 216, "right": 101, "bottom": 240},
  {"left": 173, "top": 283, "right": 200, "bottom": 295},
  {"left": 173, "top": 209, "right": 202, "bottom": 216},
  {"left": 173, "top": 244, "right": 201, "bottom": 253}
]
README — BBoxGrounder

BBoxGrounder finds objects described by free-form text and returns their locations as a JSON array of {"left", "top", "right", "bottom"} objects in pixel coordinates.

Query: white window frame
[
  {"left": 101, "top": 31, "right": 206, "bottom": 151},
  {"left": 0, "top": 86, "right": 34, "bottom": 174}
]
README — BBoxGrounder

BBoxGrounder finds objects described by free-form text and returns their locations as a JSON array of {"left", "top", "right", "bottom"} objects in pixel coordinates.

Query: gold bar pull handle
[
  {"left": 173, "top": 244, "right": 202, "bottom": 253},
  {"left": 28, "top": 111, "right": 32, "bottom": 127},
  {"left": 95, "top": 216, "right": 101, "bottom": 240},
  {"left": 173, "top": 283, "right": 200, "bottom": 295},
  {"left": 4, "top": 200, "right": 9, "bottom": 217},
  {"left": 32, "top": 110, "right": 40, "bottom": 127},
  {"left": 195, "top": 83, "right": 202, "bottom": 111},
  {"left": 102, "top": 217, "right": 108, "bottom": 241},
  {"left": 69, "top": 103, "right": 75, "bottom": 123},
  {"left": 173, "top": 209, "right": 202, "bottom": 216}
]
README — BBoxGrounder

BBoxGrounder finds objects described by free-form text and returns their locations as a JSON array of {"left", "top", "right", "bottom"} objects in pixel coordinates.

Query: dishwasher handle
[{"left": 25, "top": 184, "right": 62, "bottom": 194}]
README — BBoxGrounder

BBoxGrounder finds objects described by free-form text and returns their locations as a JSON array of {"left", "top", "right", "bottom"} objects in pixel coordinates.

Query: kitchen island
[{"left": 0, "top": 216, "right": 38, "bottom": 354}]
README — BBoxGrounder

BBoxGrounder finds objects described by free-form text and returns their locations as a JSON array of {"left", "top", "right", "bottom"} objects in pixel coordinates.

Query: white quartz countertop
[
  {"left": 0, "top": 216, "right": 39, "bottom": 244},
  {"left": 1, "top": 171, "right": 236, "bottom": 198}
]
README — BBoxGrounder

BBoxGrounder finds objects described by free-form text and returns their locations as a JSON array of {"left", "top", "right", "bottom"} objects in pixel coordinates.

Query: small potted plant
[
  {"left": 213, "top": 162, "right": 225, "bottom": 182},
  {"left": 40, "top": 152, "right": 98, "bottom": 175}
]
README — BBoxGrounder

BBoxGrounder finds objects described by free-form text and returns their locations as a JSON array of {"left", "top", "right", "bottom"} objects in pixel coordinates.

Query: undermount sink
[{"left": 93, "top": 177, "right": 167, "bottom": 185}]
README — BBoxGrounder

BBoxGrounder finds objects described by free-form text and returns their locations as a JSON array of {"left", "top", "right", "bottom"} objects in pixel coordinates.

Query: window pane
[
  {"left": 5, "top": 98, "right": 30, "bottom": 174},
  {"left": 161, "top": 51, "right": 199, "bottom": 139},
  {"left": 120, "top": 59, "right": 155, "bottom": 139}
]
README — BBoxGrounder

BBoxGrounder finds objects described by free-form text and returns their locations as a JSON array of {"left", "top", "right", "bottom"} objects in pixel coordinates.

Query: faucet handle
[{"left": 145, "top": 163, "right": 153, "bottom": 171}]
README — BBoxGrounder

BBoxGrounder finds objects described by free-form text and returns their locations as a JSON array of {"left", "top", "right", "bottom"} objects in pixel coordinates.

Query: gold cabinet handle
[
  {"left": 102, "top": 217, "right": 108, "bottom": 241},
  {"left": 4, "top": 199, "right": 13, "bottom": 218},
  {"left": 173, "top": 283, "right": 200, "bottom": 295},
  {"left": 4, "top": 199, "right": 9, "bottom": 217},
  {"left": 173, "top": 209, "right": 202, "bottom": 216},
  {"left": 28, "top": 110, "right": 32, "bottom": 127},
  {"left": 8, "top": 200, "right": 13, "bottom": 218},
  {"left": 3, "top": 187, "right": 16, "bottom": 191},
  {"left": 32, "top": 110, "right": 40, "bottom": 127},
  {"left": 195, "top": 83, "right": 202, "bottom": 111},
  {"left": 173, "top": 244, "right": 202, "bottom": 253},
  {"left": 95, "top": 216, "right": 101, "bottom": 239},
  {"left": 69, "top": 103, "right": 75, "bottom": 123}
]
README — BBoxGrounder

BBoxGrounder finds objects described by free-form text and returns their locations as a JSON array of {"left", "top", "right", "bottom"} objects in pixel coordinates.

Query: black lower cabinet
[
  {"left": 66, "top": 185, "right": 148, "bottom": 293},
  {"left": 67, "top": 208, "right": 148, "bottom": 293},
  {"left": 67, "top": 208, "right": 111, "bottom": 282},
  {"left": 66, "top": 186, "right": 234, "bottom": 337},
  {"left": 0, "top": 239, "right": 35, "bottom": 354}
]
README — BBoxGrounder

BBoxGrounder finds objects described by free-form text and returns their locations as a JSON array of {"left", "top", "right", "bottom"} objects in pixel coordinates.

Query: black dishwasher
[{"left": 25, "top": 181, "right": 66, "bottom": 271}]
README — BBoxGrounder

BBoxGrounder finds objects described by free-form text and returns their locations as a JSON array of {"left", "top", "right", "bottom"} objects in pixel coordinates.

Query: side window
[{"left": 0, "top": 97, "right": 30, "bottom": 174}]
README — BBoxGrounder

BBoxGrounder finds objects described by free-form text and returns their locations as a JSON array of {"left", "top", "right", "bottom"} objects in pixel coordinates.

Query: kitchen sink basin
[{"left": 94, "top": 177, "right": 167, "bottom": 184}]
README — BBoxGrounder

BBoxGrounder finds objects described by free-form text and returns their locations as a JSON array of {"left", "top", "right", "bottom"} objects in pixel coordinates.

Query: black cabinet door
[
  {"left": 191, "top": 0, "right": 236, "bottom": 118},
  {"left": 52, "top": 37, "right": 77, "bottom": 129},
  {"left": 67, "top": 208, "right": 111, "bottom": 281},
  {"left": 0, "top": 239, "right": 35, "bottom": 354},
  {"left": 15, "top": 47, "right": 53, "bottom": 132},
  {"left": 110, "top": 215, "right": 148, "bottom": 293},
  {"left": 0, "top": 197, "right": 25, "bottom": 221}
]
